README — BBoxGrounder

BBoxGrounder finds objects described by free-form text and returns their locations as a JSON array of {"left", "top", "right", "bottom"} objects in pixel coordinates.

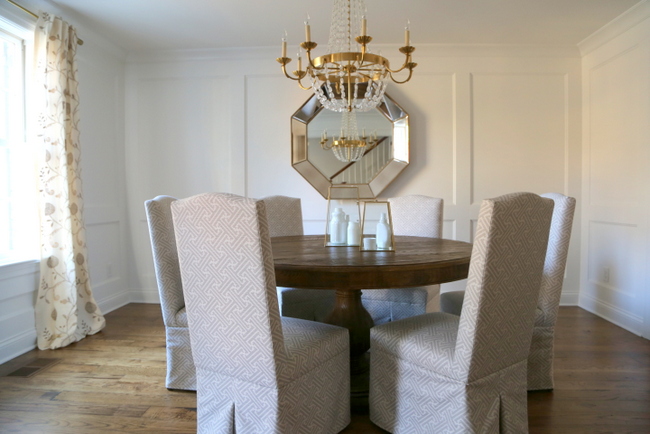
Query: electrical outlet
[
  {"left": 107, "top": 263, "right": 114, "bottom": 278},
  {"left": 603, "top": 267, "right": 610, "bottom": 283}
]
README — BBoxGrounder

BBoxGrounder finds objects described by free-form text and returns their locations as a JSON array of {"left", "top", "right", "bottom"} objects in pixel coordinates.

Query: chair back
[
  {"left": 388, "top": 195, "right": 443, "bottom": 238},
  {"left": 261, "top": 195, "right": 304, "bottom": 237},
  {"left": 145, "top": 195, "right": 184, "bottom": 326},
  {"left": 172, "top": 193, "right": 284, "bottom": 388},
  {"left": 538, "top": 193, "right": 576, "bottom": 327},
  {"left": 455, "top": 192, "right": 553, "bottom": 382}
]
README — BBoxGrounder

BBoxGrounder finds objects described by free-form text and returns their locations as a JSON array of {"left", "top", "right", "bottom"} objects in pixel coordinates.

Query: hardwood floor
[{"left": 1, "top": 305, "right": 648, "bottom": 433}]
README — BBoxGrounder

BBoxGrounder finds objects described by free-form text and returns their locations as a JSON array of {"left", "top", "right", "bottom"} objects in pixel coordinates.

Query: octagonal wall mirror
[{"left": 291, "top": 93, "right": 409, "bottom": 199}]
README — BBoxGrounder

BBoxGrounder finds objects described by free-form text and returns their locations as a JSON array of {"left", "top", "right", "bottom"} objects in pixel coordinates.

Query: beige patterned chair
[
  {"left": 369, "top": 192, "right": 553, "bottom": 433},
  {"left": 144, "top": 195, "right": 196, "bottom": 391},
  {"left": 361, "top": 195, "right": 443, "bottom": 324},
  {"left": 172, "top": 192, "right": 350, "bottom": 433},
  {"left": 440, "top": 192, "right": 575, "bottom": 391},
  {"left": 263, "top": 195, "right": 335, "bottom": 322}
]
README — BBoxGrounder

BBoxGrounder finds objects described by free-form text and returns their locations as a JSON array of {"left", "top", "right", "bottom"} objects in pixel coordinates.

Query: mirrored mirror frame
[{"left": 291, "top": 92, "right": 409, "bottom": 199}]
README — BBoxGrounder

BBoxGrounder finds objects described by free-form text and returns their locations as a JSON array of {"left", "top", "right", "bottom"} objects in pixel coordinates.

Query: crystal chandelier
[
  {"left": 277, "top": 0, "right": 416, "bottom": 113},
  {"left": 320, "top": 111, "right": 377, "bottom": 163}
]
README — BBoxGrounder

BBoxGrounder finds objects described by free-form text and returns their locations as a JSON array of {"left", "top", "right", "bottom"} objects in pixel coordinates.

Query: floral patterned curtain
[{"left": 34, "top": 13, "right": 105, "bottom": 350}]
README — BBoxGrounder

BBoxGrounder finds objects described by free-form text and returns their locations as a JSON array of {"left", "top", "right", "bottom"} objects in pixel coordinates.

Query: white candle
[
  {"left": 305, "top": 19, "right": 311, "bottom": 42},
  {"left": 281, "top": 38, "right": 287, "bottom": 58},
  {"left": 361, "top": 16, "right": 367, "bottom": 37},
  {"left": 405, "top": 20, "right": 410, "bottom": 46},
  {"left": 297, "top": 51, "right": 302, "bottom": 71}
]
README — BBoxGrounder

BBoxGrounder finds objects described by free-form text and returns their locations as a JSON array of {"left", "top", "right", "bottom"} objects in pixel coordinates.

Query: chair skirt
[
  {"left": 361, "top": 288, "right": 428, "bottom": 325},
  {"left": 165, "top": 326, "right": 196, "bottom": 390},
  {"left": 527, "top": 325, "right": 555, "bottom": 391},
  {"left": 278, "top": 287, "right": 335, "bottom": 322},
  {"left": 370, "top": 347, "right": 529, "bottom": 434},
  {"left": 196, "top": 352, "right": 349, "bottom": 434}
]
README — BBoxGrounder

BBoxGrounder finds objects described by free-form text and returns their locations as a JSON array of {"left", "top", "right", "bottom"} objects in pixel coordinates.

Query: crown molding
[{"left": 578, "top": 0, "right": 650, "bottom": 56}]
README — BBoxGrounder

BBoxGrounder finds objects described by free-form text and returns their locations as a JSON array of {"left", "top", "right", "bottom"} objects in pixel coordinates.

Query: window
[{"left": 0, "top": 13, "right": 37, "bottom": 266}]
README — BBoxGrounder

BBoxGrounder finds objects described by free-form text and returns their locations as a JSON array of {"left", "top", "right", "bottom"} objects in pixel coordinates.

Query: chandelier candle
[{"left": 405, "top": 21, "right": 410, "bottom": 46}]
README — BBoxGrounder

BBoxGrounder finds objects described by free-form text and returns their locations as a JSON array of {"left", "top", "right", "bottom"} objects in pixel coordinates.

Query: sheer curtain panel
[{"left": 34, "top": 12, "right": 104, "bottom": 350}]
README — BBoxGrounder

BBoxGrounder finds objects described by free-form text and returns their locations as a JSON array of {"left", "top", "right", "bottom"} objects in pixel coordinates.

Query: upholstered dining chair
[
  {"left": 172, "top": 192, "right": 350, "bottom": 433},
  {"left": 262, "top": 195, "right": 335, "bottom": 322},
  {"left": 144, "top": 195, "right": 196, "bottom": 391},
  {"left": 369, "top": 192, "right": 553, "bottom": 433},
  {"left": 440, "top": 192, "right": 576, "bottom": 391},
  {"left": 361, "top": 195, "right": 443, "bottom": 324}
]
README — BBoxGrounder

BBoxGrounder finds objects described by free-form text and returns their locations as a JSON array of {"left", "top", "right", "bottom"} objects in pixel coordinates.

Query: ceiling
[{"left": 49, "top": 0, "right": 641, "bottom": 52}]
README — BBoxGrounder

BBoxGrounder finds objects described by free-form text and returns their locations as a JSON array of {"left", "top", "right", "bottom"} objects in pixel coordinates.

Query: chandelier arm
[
  {"left": 386, "top": 56, "right": 411, "bottom": 74},
  {"left": 306, "top": 49, "right": 326, "bottom": 71},
  {"left": 279, "top": 63, "right": 304, "bottom": 82},
  {"left": 298, "top": 80, "right": 313, "bottom": 90},
  {"left": 321, "top": 139, "right": 333, "bottom": 150},
  {"left": 388, "top": 67, "right": 415, "bottom": 84}
]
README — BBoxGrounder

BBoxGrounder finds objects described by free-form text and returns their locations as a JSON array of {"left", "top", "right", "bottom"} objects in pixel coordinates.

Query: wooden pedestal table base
[{"left": 323, "top": 289, "right": 374, "bottom": 410}]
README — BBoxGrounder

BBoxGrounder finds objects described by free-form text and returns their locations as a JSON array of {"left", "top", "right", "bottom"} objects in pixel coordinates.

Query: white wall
[
  {"left": 0, "top": 0, "right": 128, "bottom": 363},
  {"left": 579, "top": 2, "right": 650, "bottom": 338},
  {"left": 125, "top": 45, "right": 582, "bottom": 303}
]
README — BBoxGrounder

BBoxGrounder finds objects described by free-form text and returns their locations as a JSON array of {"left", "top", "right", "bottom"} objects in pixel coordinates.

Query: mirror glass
[{"left": 292, "top": 93, "right": 409, "bottom": 199}]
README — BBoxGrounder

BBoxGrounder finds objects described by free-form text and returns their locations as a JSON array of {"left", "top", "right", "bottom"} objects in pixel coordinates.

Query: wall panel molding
[
  {"left": 581, "top": 11, "right": 650, "bottom": 338},
  {"left": 125, "top": 45, "right": 583, "bottom": 322}
]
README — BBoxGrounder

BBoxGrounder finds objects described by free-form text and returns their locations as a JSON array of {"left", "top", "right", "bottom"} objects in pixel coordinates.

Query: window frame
[{"left": 0, "top": 5, "right": 37, "bottom": 268}]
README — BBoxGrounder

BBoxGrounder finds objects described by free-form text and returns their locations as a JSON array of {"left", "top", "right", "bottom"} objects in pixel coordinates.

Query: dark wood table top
[{"left": 271, "top": 235, "right": 473, "bottom": 291}]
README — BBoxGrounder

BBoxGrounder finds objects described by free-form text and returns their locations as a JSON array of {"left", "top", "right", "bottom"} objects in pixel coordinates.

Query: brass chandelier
[
  {"left": 320, "top": 111, "right": 378, "bottom": 163},
  {"left": 277, "top": 0, "right": 417, "bottom": 113}
]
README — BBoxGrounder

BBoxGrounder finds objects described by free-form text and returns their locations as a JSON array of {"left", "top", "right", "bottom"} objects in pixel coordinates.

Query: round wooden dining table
[{"left": 271, "top": 234, "right": 473, "bottom": 408}]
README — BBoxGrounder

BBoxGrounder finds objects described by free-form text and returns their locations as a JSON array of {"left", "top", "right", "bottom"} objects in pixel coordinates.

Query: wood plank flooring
[{"left": 1, "top": 305, "right": 648, "bottom": 433}]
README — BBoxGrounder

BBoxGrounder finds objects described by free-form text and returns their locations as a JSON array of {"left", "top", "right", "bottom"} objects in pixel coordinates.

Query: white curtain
[{"left": 34, "top": 12, "right": 105, "bottom": 350}]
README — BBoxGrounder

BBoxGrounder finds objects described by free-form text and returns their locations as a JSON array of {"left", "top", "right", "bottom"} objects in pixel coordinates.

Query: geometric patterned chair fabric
[
  {"left": 144, "top": 195, "right": 196, "bottom": 391},
  {"left": 361, "top": 195, "right": 444, "bottom": 325},
  {"left": 440, "top": 192, "right": 576, "bottom": 391},
  {"left": 369, "top": 192, "right": 554, "bottom": 433},
  {"left": 172, "top": 192, "right": 350, "bottom": 433},
  {"left": 262, "top": 195, "right": 335, "bottom": 322}
]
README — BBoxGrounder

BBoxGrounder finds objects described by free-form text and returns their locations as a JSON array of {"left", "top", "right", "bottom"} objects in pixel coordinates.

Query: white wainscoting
[
  {"left": 579, "top": 3, "right": 650, "bottom": 338},
  {"left": 125, "top": 46, "right": 582, "bottom": 306},
  {"left": 76, "top": 40, "right": 130, "bottom": 317},
  {"left": 0, "top": 261, "right": 39, "bottom": 364}
]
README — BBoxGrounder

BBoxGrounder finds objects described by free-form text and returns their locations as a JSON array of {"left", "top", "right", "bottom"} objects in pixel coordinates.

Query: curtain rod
[{"left": 5, "top": 0, "right": 84, "bottom": 45}]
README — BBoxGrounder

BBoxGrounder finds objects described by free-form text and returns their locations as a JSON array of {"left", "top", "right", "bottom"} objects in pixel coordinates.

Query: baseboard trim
[
  {"left": 560, "top": 292, "right": 580, "bottom": 306},
  {"left": 0, "top": 329, "right": 37, "bottom": 365},
  {"left": 130, "top": 289, "right": 161, "bottom": 304},
  {"left": 97, "top": 290, "right": 131, "bottom": 315},
  {"left": 579, "top": 293, "right": 644, "bottom": 336},
  {"left": 1, "top": 289, "right": 132, "bottom": 366}
]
